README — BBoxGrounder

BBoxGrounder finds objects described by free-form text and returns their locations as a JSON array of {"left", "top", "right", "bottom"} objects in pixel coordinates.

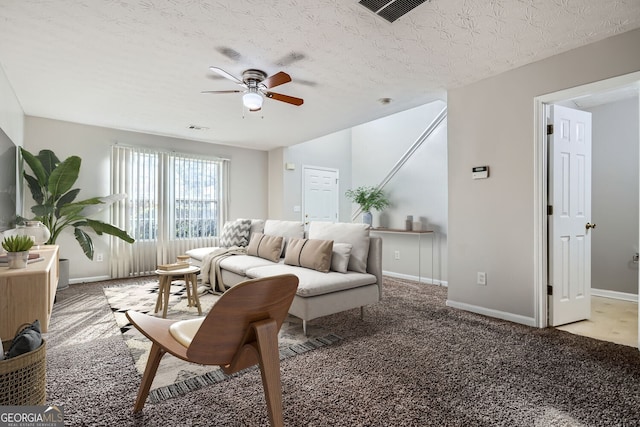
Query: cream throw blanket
[{"left": 200, "top": 246, "right": 247, "bottom": 294}]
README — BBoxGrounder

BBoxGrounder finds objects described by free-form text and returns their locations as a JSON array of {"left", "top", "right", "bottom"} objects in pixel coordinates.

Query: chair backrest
[{"left": 186, "top": 274, "right": 299, "bottom": 365}]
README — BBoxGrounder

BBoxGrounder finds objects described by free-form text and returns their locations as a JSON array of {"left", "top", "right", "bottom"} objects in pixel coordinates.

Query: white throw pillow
[
  {"left": 308, "top": 222, "right": 370, "bottom": 273},
  {"left": 331, "top": 243, "right": 353, "bottom": 273}
]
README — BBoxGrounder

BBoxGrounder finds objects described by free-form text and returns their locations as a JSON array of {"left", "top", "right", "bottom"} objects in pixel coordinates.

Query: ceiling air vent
[{"left": 358, "top": 0, "right": 430, "bottom": 23}]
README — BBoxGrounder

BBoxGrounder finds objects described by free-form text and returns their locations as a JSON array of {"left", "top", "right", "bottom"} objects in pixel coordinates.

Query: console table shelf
[
  {"left": 370, "top": 228, "right": 435, "bottom": 284},
  {"left": 0, "top": 245, "right": 59, "bottom": 340}
]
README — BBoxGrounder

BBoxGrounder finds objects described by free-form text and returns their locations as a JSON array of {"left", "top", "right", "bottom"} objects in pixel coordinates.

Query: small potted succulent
[{"left": 2, "top": 235, "right": 34, "bottom": 269}]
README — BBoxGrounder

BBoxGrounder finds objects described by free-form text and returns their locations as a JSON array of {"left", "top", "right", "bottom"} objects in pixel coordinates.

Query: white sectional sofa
[{"left": 186, "top": 219, "right": 383, "bottom": 334}]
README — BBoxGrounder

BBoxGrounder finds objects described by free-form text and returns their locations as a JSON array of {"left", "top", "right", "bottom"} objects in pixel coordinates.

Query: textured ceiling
[{"left": 0, "top": 0, "right": 639, "bottom": 150}]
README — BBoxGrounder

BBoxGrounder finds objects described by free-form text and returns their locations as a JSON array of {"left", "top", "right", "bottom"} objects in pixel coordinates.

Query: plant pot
[
  {"left": 7, "top": 251, "right": 29, "bottom": 269},
  {"left": 362, "top": 211, "right": 373, "bottom": 226},
  {"left": 57, "top": 259, "right": 69, "bottom": 290}
]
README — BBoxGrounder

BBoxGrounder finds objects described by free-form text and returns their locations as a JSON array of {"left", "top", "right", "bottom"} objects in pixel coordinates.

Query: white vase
[
  {"left": 21, "top": 221, "right": 51, "bottom": 247},
  {"left": 7, "top": 251, "right": 29, "bottom": 269},
  {"left": 4, "top": 221, "right": 51, "bottom": 248},
  {"left": 362, "top": 211, "right": 373, "bottom": 226}
]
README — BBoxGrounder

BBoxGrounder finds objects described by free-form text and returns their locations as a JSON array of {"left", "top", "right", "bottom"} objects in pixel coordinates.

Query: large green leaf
[
  {"left": 73, "top": 228, "right": 94, "bottom": 259},
  {"left": 48, "top": 156, "right": 81, "bottom": 197},
  {"left": 20, "top": 148, "right": 48, "bottom": 186},
  {"left": 55, "top": 189, "right": 81, "bottom": 217},
  {"left": 36, "top": 150, "right": 61, "bottom": 176},
  {"left": 58, "top": 198, "right": 103, "bottom": 218},
  {"left": 23, "top": 173, "right": 44, "bottom": 205},
  {"left": 31, "top": 204, "right": 55, "bottom": 218},
  {"left": 84, "top": 219, "right": 135, "bottom": 243}
]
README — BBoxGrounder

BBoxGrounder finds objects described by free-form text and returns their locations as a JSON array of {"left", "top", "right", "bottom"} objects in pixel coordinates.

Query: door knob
[{"left": 586, "top": 222, "right": 597, "bottom": 230}]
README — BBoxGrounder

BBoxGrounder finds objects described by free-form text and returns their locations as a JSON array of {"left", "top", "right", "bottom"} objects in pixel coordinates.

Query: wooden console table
[
  {"left": 0, "top": 245, "right": 59, "bottom": 340},
  {"left": 370, "top": 228, "right": 435, "bottom": 284}
]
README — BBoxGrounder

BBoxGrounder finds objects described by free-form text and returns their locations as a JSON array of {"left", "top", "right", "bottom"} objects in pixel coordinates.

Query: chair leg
[
  {"left": 254, "top": 320, "right": 284, "bottom": 427},
  {"left": 133, "top": 342, "right": 165, "bottom": 413},
  {"left": 302, "top": 320, "right": 307, "bottom": 336}
]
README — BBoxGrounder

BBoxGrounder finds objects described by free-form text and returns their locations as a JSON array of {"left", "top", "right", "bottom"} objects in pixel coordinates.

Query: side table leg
[
  {"left": 184, "top": 274, "right": 193, "bottom": 307},
  {"left": 162, "top": 275, "right": 172, "bottom": 318},
  {"left": 154, "top": 276, "right": 164, "bottom": 314},
  {"left": 191, "top": 273, "right": 202, "bottom": 315}
]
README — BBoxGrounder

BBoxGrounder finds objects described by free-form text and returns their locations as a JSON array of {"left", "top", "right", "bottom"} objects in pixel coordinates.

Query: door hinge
[
  {"left": 547, "top": 205, "right": 553, "bottom": 215},
  {"left": 547, "top": 124, "right": 554, "bottom": 135},
  {"left": 547, "top": 285, "right": 553, "bottom": 296}
]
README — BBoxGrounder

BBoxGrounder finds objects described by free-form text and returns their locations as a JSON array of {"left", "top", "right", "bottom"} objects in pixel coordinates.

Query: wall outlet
[
  {"left": 477, "top": 272, "right": 487, "bottom": 286},
  {"left": 96, "top": 253, "right": 104, "bottom": 262},
  {"left": 394, "top": 250, "right": 400, "bottom": 260}
]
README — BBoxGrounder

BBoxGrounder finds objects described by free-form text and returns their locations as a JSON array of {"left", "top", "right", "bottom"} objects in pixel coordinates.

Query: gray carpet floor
[{"left": 45, "top": 276, "right": 640, "bottom": 426}]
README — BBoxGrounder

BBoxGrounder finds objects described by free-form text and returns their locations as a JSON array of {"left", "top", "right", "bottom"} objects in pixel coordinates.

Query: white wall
[
  {"left": 352, "top": 101, "right": 448, "bottom": 283},
  {"left": 0, "top": 63, "right": 24, "bottom": 147},
  {"left": 447, "top": 28, "right": 640, "bottom": 323},
  {"left": 588, "top": 96, "right": 639, "bottom": 295},
  {"left": 269, "top": 100, "right": 448, "bottom": 283},
  {"left": 280, "top": 129, "right": 353, "bottom": 222},
  {"left": 23, "top": 116, "right": 268, "bottom": 281}
]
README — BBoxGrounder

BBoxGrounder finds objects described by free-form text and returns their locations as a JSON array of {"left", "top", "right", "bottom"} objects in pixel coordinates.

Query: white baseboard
[
  {"left": 591, "top": 288, "right": 638, "bottom": 303},
  {"left": 383, "top": 270, "right": 448, "bottom": 287},
  {"left": 445, "top": 299, "right": 537, "bottom": 327},
  {"left": 69, "top": 275, "right": 111, "bottom": 285}
]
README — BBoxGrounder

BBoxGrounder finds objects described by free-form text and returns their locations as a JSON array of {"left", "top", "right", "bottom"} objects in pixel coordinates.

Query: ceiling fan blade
[
  {"left": 265, "top": 91, "right": 304, "bottom": 106},
  {"left": 275, "top": 52, "right": 305, "bottom": 67},
  {"left": 208, "top": 67, "right": 244, "bottom": 86},
  {"left": 216, "top": 46, "right": 242, "bottom": 62},
  {"left": 261, "top": 71, "right": 292, "bottom": 89},
  {"left": 201, "top": 90, "right": 243, "bottom": 94}
]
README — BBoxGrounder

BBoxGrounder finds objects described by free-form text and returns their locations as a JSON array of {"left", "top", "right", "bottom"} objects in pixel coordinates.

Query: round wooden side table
[{"left": 154, "top": 265, "right": 202, "bottom": 318}]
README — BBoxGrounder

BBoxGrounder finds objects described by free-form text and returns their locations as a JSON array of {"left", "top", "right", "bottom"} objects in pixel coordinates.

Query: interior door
[
  {"left": 548, "top": 104, "right": 593, "bottom": 326},
  {"left": 302, "top": 166, "right": 338, "bottom": 225}
]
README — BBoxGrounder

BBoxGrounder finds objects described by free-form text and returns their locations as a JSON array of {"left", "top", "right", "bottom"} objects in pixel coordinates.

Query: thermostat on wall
[{"left": 472, "top": 166, "right": 489, "bottom": 180}]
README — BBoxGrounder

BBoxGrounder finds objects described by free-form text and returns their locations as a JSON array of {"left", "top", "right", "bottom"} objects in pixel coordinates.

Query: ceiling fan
[{"left": 202, "top": 67, "right": 304, "bottom": 112}]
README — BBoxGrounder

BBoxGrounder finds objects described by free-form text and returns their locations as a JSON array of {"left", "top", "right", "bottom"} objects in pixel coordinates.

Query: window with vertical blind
[{"left": 110, "top": 145, "right": 228, "bottom": 277}]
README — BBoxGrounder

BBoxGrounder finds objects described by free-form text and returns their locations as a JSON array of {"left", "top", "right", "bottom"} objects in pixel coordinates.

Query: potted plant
[
  {"left": 345, "top": 186, "right": 390, "bottom": 226},
  {"left": 2, "top": 235, "right": 34, "bottom": 269},
  {"left": 19, "top": 148, "right": 135, "bottom": 286}
]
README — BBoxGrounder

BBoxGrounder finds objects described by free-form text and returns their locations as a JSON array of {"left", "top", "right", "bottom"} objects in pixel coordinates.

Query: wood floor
[{"left": 556, "top": 296, "right": 638, "bottom": 348}]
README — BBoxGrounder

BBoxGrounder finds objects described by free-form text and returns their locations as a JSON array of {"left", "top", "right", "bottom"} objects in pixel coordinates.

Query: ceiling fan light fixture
[{"left": 243, "top": 91, "right": 263, "bottom": 111}]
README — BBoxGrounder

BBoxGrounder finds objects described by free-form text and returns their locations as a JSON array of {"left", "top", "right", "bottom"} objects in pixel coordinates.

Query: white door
[
  {"left": 548, "top": 104, "right": 593, "bottom": 326},
  {"left": 302, "top": 166, "right": 338, "bottom": 225}
]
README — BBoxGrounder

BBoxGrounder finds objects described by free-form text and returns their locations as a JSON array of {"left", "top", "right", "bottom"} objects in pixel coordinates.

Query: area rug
[{"left": 103, "top": 279, "right": 341, "bottom": 403}]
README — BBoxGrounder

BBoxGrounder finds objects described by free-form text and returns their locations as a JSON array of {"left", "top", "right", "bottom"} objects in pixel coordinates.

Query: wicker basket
[{"left": 0, "top": 337, "right": 46, "bottom": 405}]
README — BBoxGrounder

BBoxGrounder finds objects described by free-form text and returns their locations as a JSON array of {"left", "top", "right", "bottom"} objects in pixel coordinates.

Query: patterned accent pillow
[{"left": 219, "top": 219, "right": 252, "bottom": 248}]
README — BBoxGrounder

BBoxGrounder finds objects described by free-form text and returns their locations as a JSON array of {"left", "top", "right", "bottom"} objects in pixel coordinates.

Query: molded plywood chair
[{"left": 126, "top": 274, "right": 299, "bottom": 427}]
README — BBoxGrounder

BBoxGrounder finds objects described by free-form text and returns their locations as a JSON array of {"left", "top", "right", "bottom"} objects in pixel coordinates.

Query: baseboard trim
[
  {"left": 591, "top": 288, "right": 638, "bottom": 303},
  {"left": 446, "top": 299, "right": 537, "bottom": 327},
  {"left": 69, "top": 275, "right": 111, "bottom": 285},
  {"left": 383, "top": 270, "right": 448, "bottom": 287}
]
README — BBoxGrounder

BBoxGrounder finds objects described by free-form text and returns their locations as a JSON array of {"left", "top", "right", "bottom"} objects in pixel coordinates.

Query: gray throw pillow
[
  {"left": 219, "top": 219, "right": 252, "bottom": 248},
  {"left": 7, "top": 319, "right": 42, "bottom": 359}
]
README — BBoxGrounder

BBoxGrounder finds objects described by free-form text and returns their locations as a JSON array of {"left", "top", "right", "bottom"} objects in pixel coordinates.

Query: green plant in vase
[
  {"left": 345, "top": 186, "right": 390, "bottom": 226},
  {"left": 2, "top": 235, "right": 34, "bottom": 252},
  {"left": 2, "top": 235, "right": 34, "bottom": 269},
  {"left": 20, "top": 148, "right": 134, "bottom": 260}
]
